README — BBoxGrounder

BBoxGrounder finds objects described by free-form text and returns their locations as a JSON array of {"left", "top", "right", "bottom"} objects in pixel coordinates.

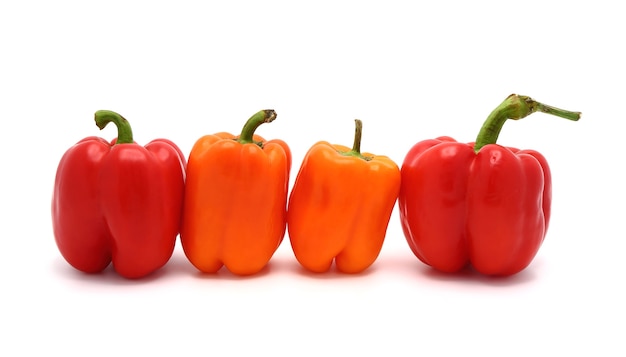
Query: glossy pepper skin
[
  {"left": 52, "top": 110, "right": 186, "bottom": 279},
  {"left": 180, "top": 109, "right": 291, "bottom": 276},
  {"left": 399, "top": 94, "right": 580, "bottom": 276},
  {"left": 287, "top": 120, "right": 401, "bottom": 273}
]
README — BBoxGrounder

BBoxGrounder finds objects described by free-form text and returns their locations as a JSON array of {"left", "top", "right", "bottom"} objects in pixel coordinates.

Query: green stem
[
  {"left": 342, "top": 119, "right": 371, "bottom": 161},
  {"left": 351, "top": 119, "right": 363, "bottom": 154},
  {"left": 94, "top": 110, "right": 134, "bottom": 144},
  {"left": 474, "top": 94, "right": 581, "bottom": 153},
  {"left": 238, "top": 109, "right": 277, "bottom": 145}
]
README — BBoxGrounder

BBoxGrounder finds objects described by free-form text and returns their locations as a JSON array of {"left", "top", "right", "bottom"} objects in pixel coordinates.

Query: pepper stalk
[
  {"left": 238, "top": 109, "right": 277, "bottom": 146},
  {"left": 341, "top": 119, "right": 373, "bottom": 161},
  {"left": 474, "top": 94, "right": 581, "bottom": 153},
  {"left": 94, "top": 110, "right": 134, "bottom": 144}
]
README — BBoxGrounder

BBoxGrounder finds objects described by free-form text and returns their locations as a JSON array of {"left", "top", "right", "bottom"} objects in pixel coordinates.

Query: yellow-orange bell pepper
[
  {"left": 287, "top": 119, "right": 401, "bottom": 273},
  {"left": 180, "top": 109, "right": 291, "bottom": 275}
]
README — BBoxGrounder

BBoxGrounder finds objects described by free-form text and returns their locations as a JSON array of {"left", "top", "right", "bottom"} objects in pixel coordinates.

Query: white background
[{"left": 1, "top": 1, "right": 624, "bottom": 356}]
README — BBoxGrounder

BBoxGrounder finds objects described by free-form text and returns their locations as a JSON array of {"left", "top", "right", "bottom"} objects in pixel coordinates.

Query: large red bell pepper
[
  {"left": 399, "top": 94, "right": 580, "bottom": 276},
  {"left": 52, "top": 110, "right": 186, "bottom": 279}
]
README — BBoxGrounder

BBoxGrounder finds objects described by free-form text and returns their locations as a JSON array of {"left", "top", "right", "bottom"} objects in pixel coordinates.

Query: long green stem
[
  {"left": 474, "top": 94, "right": 581, "bottom": 153},
  {"left": 341, "top": 119, "right": 372, "bottom": 161},
  {"left": 94, "top": 110, "right": 134, "bottom": 144},
  {"left": 238, "top": 109, "right": 277, "bottom": 145},
  {"left": 352, "top": 119, "right": 363, "bottom": 154}
]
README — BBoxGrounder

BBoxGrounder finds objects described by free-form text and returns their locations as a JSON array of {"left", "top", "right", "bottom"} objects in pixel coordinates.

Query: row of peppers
[{"left": 51, "top": 94, "right": 581, "bottom": 279}]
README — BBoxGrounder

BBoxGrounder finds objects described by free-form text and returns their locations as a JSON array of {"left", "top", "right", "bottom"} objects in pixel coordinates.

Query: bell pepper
[
  {"left": 52, "top": 110, "right": 186, "bottom": 279},
  {"left": 398, "top": 94, "right": 580, "bottom": 276},
  {"left": 287, "top": 119, "right": 401, "bottom": 273},
  {"left": 180, "top": 109, "right": 291, "bottom": 275}
]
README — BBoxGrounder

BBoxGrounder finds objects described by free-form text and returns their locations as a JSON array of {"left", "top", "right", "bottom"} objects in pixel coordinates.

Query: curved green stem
[
  {"left": 94, "top": 110, "right": 134, "bottom": 144},
  {"left": 341, "top": 119, "right": 372, "bottom": 161},
  {"left": 238, "top": 109, "right": 277, "bottom": 145},
  {"left": 474, "top": 94, "right": 581, "bottom": 153}
]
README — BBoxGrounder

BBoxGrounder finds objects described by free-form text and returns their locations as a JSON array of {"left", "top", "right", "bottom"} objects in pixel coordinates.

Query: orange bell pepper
[
  {"left": 180, "top": 109, "right": 291, "bottom": 275},
  {"left": 287, "top": 119, "right": 401, "bottom": 273}
]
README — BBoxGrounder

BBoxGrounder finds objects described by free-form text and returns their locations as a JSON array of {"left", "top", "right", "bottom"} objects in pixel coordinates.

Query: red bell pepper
[
  {"left": 399, "top": 94, "right": 580, "bottom": 276},
  {"left": 52, "top": 110, "right": 186, "bottom": 279}
]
